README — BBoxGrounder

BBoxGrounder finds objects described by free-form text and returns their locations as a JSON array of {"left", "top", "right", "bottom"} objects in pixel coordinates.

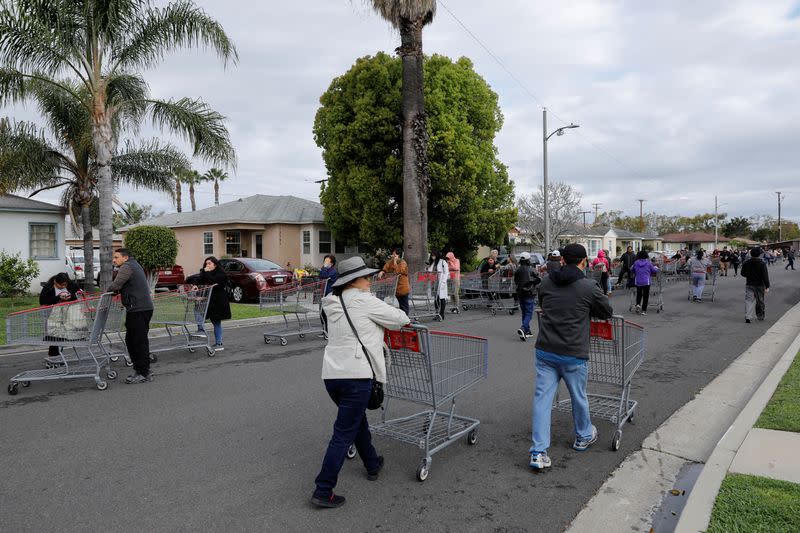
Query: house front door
[{"left": 255, "top": 234, "right": 263, "bottom": 258}]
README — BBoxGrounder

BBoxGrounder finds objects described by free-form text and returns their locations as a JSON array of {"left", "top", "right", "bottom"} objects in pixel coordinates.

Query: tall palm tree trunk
[
  {"left": 189, "top": 181, "right": 197, "bottom": 211},
  {"left": 176, "top": 179, "right": 182, "bottom": 212},
  {"left": 81, "top": 203, "right": 96, "bottom": 290},
  {"left": 214, "top": 179, "right": 220, "bottom": 205},
  {"left": 93, "top": 109, "right": 115, "bottom": 291},
  {"left": 399, "top": 17, "right": 430, "bottom": 273}
]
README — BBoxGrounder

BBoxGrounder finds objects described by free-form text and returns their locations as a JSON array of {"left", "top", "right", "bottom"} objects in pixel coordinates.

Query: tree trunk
[
  {"left": 176, "top": 179, "right": 182, "bottom": 212},
  {"left": 399, "top": 17, "right": 430, "bottom": 273},
  {"left": 214, "top": 180, "right": 219, "bottom": 205},
  {"left": 189, "top": 182, "right": 196, "bottom": 211},
  {"left": 81, "top": 203, "right": 96, "bottom": 291},
  {"left": 92, "top": 108, "right": 115, "bottom": 291}
]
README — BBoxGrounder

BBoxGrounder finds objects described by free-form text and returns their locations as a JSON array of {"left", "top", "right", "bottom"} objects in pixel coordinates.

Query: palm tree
[
  {"left": 0, "top": 0, "right": 238, "bottom": 289},
  {"left": 178, "top": 169, "right": 203, "bottom": 211},
  {"left": 175, "top": 175, "right": 183, "bottom": 213},
  {"left": 369, "top": 0, "right": 436, "bottom": 272},
  {"left": 204, "top": 167, "right": 229, "bottom": 205},
  {"left": 0, "top": 80, "right": 187, "bottom": 288}
]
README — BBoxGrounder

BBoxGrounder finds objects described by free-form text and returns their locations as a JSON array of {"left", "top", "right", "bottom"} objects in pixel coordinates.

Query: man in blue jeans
[
  {"left": 530, "top": 243, "right": 613, "bottom": 469},
  {"left": 514, "top": 252, "right": 541, "bottom": 341}
]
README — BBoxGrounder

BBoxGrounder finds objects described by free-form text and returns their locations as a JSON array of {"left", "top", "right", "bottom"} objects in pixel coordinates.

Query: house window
[
  {"left": 30, "top": 223, "right": 57, "bottom": 258},
  {"left": 319, "top": 230, "right": 331, "bottom": 254},
  {"left": 225, "top": 231, "right": 241, "bottom": 256},
  {"left": 588, "top": 239, "right": 600, "bottom": 257},
  {"left": 203, "top": 231, "right": 213, "bottom": 255},
  {"left": 302, "top": 231, "right": 311, "bottom": 254}
]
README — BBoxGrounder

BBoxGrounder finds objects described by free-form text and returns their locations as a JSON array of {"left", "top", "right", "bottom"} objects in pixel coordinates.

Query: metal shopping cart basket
[
  {"left": 546, "top": 315, "right": 646, "bottom": 451},
  {"left": 628, "top": 270, "right": 664, "bottom": 313},
  {"left": 370, "top": 274, "right": 398, "bottom": 305},
  {"left": 687, "top": 265, "right": 718, "bottom": 302},
  {"left": 148, "top": 285, "right": 216, "bottom": 358},
  {"left": 481, "top": 269, "right": 516, "bottom": 316},
  {"left": 365, "top": 324, "right": 488, "bottom": 481},
  {"left": 261, "top": 280, "right": 327, "bottom": 345},
  {"left": 5, "top": 293, "right": 117, "bottom": 394},
  {"left": 408, "top": 272, "right": 441, "bottom": 322},
  {"left": 459, "top": 271, "right": 490, "bottom": 311}
]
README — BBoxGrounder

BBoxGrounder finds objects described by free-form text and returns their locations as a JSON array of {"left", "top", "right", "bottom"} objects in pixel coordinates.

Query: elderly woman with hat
[{"left": 311, "top": 256, "right": 410, "bottom": 509}]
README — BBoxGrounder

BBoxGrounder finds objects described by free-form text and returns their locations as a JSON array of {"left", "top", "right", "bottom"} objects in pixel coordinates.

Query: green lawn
[
  {"left": 756, "top": 351, "right": 800, "bottom": 433},
  {"left": 230, "top": 303, "right": 281, "bottom": 320},
  {"left": 707, "top": 473, "right": 800, "bottom": 532},
  {"left": 0, "top": 296, "right": 40, "bottom": 344}
]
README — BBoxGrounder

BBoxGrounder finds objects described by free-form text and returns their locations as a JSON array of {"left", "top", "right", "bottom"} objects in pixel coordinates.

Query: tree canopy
[
  {"left": 314, "top": 53, "right": 516, "bottom": 260},
  {"left": 124, "top": 225, "right": 178, "bottom": 273}
]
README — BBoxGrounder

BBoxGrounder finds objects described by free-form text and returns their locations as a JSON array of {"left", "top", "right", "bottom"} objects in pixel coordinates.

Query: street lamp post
[{"left": 542, "top": 107, "right": 579, "bottom": 253}]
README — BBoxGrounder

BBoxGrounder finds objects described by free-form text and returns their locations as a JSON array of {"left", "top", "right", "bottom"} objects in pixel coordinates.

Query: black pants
[
  {"left": 320, "top": 309, "right": 328, "bottom": 334},
  {"left": 617, "top": 268, "right": 629, "bottom": 286},
  {"left": 125, "top": 310, "right": 152, "bottom": 376},
  {"left": 396, "top": 294, "right": 409, "bottom": 316},
  {"left": 787, "top": 258, "right": 795, "bottom": 270},
  {"left": 732, "top": 263, "right": 739, "bottom": 276},
  {"left": 436, "top": 298, "right": 447, "bottom": 320},
  {"left": 636, "top": 285, "right": 651, "bottom": 312}
]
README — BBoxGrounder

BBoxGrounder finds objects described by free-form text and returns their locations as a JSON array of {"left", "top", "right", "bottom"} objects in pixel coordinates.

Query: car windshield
[{"left": 242, "top": 259, "right": 283, "bottom": 271}]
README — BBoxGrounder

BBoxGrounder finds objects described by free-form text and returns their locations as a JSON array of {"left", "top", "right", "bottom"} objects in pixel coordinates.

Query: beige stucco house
[{"left": 119, "top": 195, "right": 336, "bottom": 271}]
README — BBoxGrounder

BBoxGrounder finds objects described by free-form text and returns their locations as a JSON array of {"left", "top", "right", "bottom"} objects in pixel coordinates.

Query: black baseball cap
[{"left": 562, "top": 243, "right": 588, "bottom": 262}]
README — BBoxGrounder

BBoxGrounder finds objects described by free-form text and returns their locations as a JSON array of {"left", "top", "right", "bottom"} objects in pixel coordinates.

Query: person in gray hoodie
[
  {"left": 529, "top": 243, "right": 613, "bottom": 470},
  {"left": 108, "top": 248, "right": 154, "bottom": 384}
]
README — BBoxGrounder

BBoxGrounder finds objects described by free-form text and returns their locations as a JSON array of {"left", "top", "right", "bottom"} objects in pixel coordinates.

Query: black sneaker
[
  {"left": 517, "top": 328, "right": 526, "bottom": 342},
  {"left": 311, "top": 493, "right": 346, "bottom": 508},
  {"left": 125, "top": 373, "right": 152, "bottom": 384},
  {"left": 745, "top": 319, "right": 751, "bottom": 323},
  {"left": 367, "top": 456, "right": 384, "bottom": 481}
]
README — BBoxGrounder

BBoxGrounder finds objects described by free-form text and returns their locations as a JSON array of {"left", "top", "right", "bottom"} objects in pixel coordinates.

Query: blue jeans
[
  {"left": 531, "top": 352, "right": 592, "bottom": 454},
  {"left": 198, "top": 319, "right": 223, "bottom": 345},
  {"left": 519, "top": 297, "right": 535, "bottom": 334},
  {"left": 691, "top": 272, "right": 705, "bottom": 299},
  {"left": 314, "top": 379, "right": 381, "bottom": 498}
]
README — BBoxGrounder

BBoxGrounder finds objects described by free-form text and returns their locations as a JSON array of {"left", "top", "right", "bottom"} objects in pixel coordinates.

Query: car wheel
[{"left": 232, "top": 285, "right": 244, "bottom": 303}]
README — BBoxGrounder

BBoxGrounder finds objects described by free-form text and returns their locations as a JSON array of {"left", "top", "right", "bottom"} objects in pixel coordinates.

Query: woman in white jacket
[
  {"left": 311, "top": 257, "right": 409, "bottom": 509},
  {"left": 427, "top": 248, "right": 449, "bottom": 320}
]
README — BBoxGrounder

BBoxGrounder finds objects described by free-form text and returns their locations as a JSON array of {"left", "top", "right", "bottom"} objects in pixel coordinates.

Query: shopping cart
[
  {"left": 480, "top": 270, "right": 516, "bottom": 315},
  {"left": 408, "top": 272, "right": 441, "bottom": 321},
  {"left": 687, "top": 266, "right": 717, "bottom": 301},
  {"left": 261, "top": 280, "right": 327, "bottom": 345},
  {"left": 545, "top": 315, "right": 646, "bottom": 451},
  {"left": 5, "top": 293, "right": 117, "bottom": 394},
  {"left": 148, "top": 285, "right": 216, "bottom": 358},
  {"left": 370, "top": 274, "right": 398, "bottom": 305},
  {"left": 363, "top": 324, "right": 488, "bottom": 481},
  {"left": 628, "top": 271, "right": 664, "bottom": 313},
  {"left": 459, "top": 271, "right": 490, "bottom": 311}
]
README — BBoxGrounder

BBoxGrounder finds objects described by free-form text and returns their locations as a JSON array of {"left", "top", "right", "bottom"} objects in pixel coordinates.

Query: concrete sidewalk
[{"left": 567, "top": 300, "right": 800, "bottom": 533}]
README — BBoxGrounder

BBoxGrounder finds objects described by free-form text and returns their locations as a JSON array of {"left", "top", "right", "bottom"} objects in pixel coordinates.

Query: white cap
[
  {"left": 519, "top": 252, "right": 531, "bottom": 261},
  {"left": 550, "top": 250, "right": 561, "bottom": 257}
]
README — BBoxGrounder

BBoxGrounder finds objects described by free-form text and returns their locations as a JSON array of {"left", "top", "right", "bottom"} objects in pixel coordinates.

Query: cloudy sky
[{"left": 7, "top": 0, "right": 800, "bottom": 222}]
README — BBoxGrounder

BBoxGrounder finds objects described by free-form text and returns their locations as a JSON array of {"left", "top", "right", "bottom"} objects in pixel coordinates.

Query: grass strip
[
  {"left": 755, "top": 350, "right": 800, "bottom": 433},
  {"left": 707, "top": 473, "right": 800, "bottom": 532}
]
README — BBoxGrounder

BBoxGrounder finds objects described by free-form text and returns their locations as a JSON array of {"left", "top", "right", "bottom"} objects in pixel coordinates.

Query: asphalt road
[{"left": 1, "top": 266, "right": 798, "bottom": 533}]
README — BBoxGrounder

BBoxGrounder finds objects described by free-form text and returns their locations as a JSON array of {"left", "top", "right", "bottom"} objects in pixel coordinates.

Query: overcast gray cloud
[{"left": 7, "top": 0, "right": 800, "bottom": 223}]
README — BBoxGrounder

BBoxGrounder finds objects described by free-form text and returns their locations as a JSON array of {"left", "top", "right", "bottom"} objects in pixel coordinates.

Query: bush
[
  {"left": 123, "top": 226, "right": 179, "bottom": 273},
  {"left": 0, "top": 251, "right": 40, "bottom": 296}
]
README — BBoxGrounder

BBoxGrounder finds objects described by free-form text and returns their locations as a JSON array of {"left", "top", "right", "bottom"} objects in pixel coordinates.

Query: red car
[
  {"left": 219, "top": 258, "right": 293, "bottom": 303},
  {"left": 155, "top": 265, "right": 185, "bottom": 290}
]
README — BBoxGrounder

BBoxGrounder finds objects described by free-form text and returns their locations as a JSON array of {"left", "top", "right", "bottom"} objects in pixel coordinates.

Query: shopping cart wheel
[
  {"left": 490, "top": 309, "right": 497, "bottom": 316},
  {"left": 126, "top": 359, "right": 134, "bottom": 367},
  {"left": 206, "top": 346, "right": 215, "bottom": 357},
  {"left": 188, "top": 347, "right": 195, "bottom": 353},
  {"left": 280, "top": 338, "right": 288, "bottom": 346},
  {"left": 346, "top": 444, "right": 357, "bottom": 459},
  {"left": 264, "top": 336, "right": 271, "bottom": 344},
  {"left": 462, "top": 305, "right": 468, "bottom": 311},
  {"left": 509, "top": 309, "right": 515, "bottom": 316},
  {"left": 110, "top": 356, "right": 119, "bottom": 362},
  {"left": 299, "top": 334, "right": 306, "bottom": 339},
  {"left": 96, "top": 380, "right": 108, "bottom": 391},
  {"left": 150, "top": 353, "right": 158, "bottom": 363},
  {"left": 612, "top": 430, "right": 622, "bottom": 451},
  {"left": 7, "top": 383, "right": 18, "bottom": 396},
  {"left": 466, "top": 430, "right": 478, "bottom": 445},
  {"left": 627, "top": 410, "right": 635, "bottom": 423},
  {"left": 106, "top": 370, "right": 117, "bottom": 380},
  {"left": 416, "top": 461, "right": 430, "bottom": 482},
  {"left": 21, "top": 381, "right": 31, "bottom": 388}
]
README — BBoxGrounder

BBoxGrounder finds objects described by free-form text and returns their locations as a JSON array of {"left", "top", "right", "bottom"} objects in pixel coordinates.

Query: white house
[{"left": 0, "top": 194, "right": 66, "bottom": 291}]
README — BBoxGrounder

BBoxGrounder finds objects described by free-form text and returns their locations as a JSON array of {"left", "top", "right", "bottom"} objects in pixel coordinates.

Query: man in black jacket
[
  {"left": 741, "top": 247, "right": 770, "bottom": 323},
  {"left": 108, "top": 248, "right": 154, "bottom": 383},
  {"left": 617, "top": 246, "right": 636, "bottom": 287},
  {"left": 529, "top": 244, "right": 613, "bottom": 470},
  {"left": 514, "top": 252, "right": 541, "bottom": 341}
]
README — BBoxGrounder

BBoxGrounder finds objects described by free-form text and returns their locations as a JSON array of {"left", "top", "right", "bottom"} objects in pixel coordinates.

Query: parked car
[
  {"left": 65, "top": 254, "right": 100, "bottom": 286},
  {"left": 219, "top": 258, "right": 294, "bottom": 303},
  {"left": 156, "top": 265, "right": 185, "bottom": 290}
]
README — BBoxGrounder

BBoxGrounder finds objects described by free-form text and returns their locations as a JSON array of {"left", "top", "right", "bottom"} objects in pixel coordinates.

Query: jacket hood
[
  {"left": 548, "top": 264, "right": 586, "bottom": 286},
  {"left": 597, "top": 250, "right": 606, "bottom": 259},
  {"left": 634, "top": 258, "right": 651, "bottom": 267}
]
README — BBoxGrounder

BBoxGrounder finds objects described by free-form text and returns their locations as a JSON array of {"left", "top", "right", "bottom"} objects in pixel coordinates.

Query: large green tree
[
  {"left": 315, "top": 53, "right": 516, "bottom": 262},
  {"left": 369, "top": 1, "right": 436, "bottom": 272},
  {"left": 0, "top": 0, "right": 237, "bottom": 289},
  {"left": 722, "top": 216, "right": 752, "bottom": 238}
]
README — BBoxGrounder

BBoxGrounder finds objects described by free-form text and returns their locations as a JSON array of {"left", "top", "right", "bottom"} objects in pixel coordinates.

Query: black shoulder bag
[{"left": 339, "top": 295, "right": 384, "bottom": 410}]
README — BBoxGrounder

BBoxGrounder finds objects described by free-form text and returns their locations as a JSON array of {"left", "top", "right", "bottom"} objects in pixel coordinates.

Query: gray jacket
[
  {"left": 107, "top": 258, "right": 153, "bottom": 312},
  {"left": 536, "top": 264, "right": 613, "bottom": 360}
]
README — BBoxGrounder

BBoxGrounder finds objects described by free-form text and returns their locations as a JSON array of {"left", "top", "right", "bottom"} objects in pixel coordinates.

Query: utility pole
[
  {"left": 714, "top": 195, "right": 718, "bottom": 249},
  {"left": 637, "top": 199, "right": 646, "bottom": 233},
  {"left": 592, "top": 203, "right": 602, "bottom": 224},
  {"left": 777, "top": 191, "right": 784, "bottom": 242},
  {"left": 580, "top": 210, "right": 591, "bottom": 228},
  {"left": 542, "top": 108, "right": 550, "bottom": 253}
]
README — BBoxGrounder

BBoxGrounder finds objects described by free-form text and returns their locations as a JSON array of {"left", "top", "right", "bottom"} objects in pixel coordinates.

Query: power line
[{"left": 438, "top": 0, "right": 652, "bottom": 182}]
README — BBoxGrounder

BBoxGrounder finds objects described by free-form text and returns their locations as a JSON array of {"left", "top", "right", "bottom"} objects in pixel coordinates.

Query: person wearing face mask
[
  {"left": 39, "top": 272, "right": 81, "bottom": 357},
  {"left": 196, "top": 256, "right": 231, "bottom": 351},
  {"left": 528, "top": 244, "right": 613, "bottom": 470}
]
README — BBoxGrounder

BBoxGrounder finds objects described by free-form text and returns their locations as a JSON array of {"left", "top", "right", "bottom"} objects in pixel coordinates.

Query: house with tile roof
[{"left": 659, "top": 232, "right": 730, "bottom": 253}]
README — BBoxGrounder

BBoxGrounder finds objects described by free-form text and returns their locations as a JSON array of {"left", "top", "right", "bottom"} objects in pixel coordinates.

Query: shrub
[
  {"left": 0, "top": 251, "right": 40, "bottom": 296},
  {"left": 123, "top": 226, "right": 179, "bottom": 273}
]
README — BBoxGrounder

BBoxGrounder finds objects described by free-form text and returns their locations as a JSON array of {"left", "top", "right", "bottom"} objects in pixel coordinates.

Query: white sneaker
[
  {"left": 529, "top": 452, "right": 551, "bottom": 469},
  {"left": 517, "top": 328, "right": 526, "bottom": 342},
  {"left": 635, "top": 304, "right": 641, "bottom": 313}
]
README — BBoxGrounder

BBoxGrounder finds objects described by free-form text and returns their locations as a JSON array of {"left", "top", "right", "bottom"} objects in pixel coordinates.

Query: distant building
[
  {"left": 64, "top": 218, "right": 123, "bottom": 254},
  {"left": 659, "top": 232, "right": 730, "bottom": 253}
]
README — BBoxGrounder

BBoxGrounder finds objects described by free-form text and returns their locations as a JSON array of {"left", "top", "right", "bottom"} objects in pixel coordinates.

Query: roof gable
[{"left": 0, "top": 194, "right": 64, "bottom": 213}]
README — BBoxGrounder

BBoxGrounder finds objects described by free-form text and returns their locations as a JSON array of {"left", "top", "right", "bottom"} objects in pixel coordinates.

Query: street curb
[
  {"left": 0, "top": 314, "right": 287, "bottom": 357},
  {"left": 566, "top": 300, "right": 800, "bottom": 533},
  {"left": 675, "top": 318, "right": 800, "bottom": 532}
]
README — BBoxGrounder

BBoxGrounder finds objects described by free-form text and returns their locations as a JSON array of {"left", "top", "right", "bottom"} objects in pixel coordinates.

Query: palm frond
[
  {"left": 112, "top": 0, "right": 238, "bottom": 73},
  {"left": 144, "top": 97, "right": 237, "bottom": 168},
  {"left": 112, "top": 139, "right": 189, "bottom": 196},
  {"left": 369, "top": 0, "right": 436, "bottom": 27},
  {"left": 0, "top": 118, "right": 72, "bottom": 194}
]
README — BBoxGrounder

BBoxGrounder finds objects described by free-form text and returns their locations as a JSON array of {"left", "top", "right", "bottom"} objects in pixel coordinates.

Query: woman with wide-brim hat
[{"left": 311, "top": 256, "right": 410, "bottom": 509}]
